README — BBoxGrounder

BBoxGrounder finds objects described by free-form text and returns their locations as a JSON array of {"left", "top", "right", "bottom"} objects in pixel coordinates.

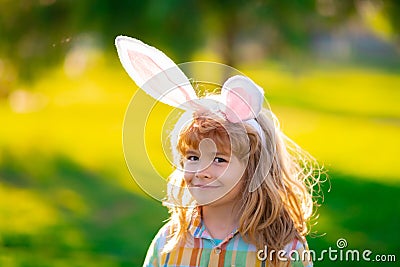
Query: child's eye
[
  {"left": 187, "top": 155, "right": 199, "bottom": 161},
  {"left": 214, "top": 157, "right": 227, "bottom": 163}
]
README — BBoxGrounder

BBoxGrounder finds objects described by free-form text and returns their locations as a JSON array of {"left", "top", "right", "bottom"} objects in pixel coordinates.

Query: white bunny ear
[
  {"left": 115, "top": 36, "right": 197, "bottom": 108},
  {"left": 221, "top": 75, "right": 264, "bottom": 123}
]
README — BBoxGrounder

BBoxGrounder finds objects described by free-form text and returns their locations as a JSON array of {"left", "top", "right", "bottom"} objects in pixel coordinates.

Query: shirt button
[{"left": 215, "top": 247, "right": 221, "bottom": 254}]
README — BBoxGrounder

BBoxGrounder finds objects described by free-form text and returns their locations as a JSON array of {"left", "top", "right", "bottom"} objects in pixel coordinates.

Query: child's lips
[{"left": 190, "top": 184, "right": 220, "bottom": 189}]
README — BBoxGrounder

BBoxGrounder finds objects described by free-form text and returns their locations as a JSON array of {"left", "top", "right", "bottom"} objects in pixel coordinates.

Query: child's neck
[{"left": 201, "top": 201, "right": 241, "bottom": 240}]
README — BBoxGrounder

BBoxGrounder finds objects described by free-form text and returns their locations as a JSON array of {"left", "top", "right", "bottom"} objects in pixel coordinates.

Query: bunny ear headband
[{"left": 115, "top": 35, "right": 266, "bottom": 143}]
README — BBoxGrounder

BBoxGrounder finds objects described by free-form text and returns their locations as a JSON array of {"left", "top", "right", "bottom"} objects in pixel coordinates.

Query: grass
[
  {"left": 0, "top": 52, "right": 399, "bottom": 266},
  {"left": 0, "top": 152, "right": 168, "bottom": 266}
]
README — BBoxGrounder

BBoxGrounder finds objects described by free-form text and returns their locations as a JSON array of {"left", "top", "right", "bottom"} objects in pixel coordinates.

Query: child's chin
[
  {"left": 193, "top": 196, "right": 224, "bottom": 206},
  {"left": 193, "top": 196, "right": 218, "bottom": 206}
]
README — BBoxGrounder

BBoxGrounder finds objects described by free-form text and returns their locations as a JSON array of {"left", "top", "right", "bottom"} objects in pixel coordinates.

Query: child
[{"left": 115, "top": 36, "right": 321, "bottom": 266}]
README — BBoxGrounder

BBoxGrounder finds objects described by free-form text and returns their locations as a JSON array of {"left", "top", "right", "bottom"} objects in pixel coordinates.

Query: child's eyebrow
[
  {"left": 188, "top": 150, "right": 231, "bottom": 157},
  {"left": 215, "top": 151, "right": 230, "bottom": 157},
  {"left": 185, "top": 149, "right": 231, "bottom": 157},
  {"left": 185, "top": 149, "right": 199, "bottom": 155}
]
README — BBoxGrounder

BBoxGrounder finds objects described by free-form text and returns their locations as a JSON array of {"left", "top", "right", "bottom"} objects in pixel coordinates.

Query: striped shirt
[{"left": 143, "top": 208, "right": 313, "bottom": 267}]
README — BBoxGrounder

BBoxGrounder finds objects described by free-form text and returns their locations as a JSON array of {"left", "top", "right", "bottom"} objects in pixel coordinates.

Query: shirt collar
[{"left": 187, "top": 206, "right": 239, "bottom": 242}]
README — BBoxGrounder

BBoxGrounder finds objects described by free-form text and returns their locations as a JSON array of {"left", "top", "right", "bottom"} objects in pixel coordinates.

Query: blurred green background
[{"left": 1, "top": 0, "right": 399, "bottom": 266}]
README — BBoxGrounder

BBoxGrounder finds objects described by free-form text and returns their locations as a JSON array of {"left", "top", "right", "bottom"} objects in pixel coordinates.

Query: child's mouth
[{"left": 190, "top": 184, "right": 220, "bottom": 189}]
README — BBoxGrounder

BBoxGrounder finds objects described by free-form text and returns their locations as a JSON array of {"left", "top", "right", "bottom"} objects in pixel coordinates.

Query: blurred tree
[
  {"left": 0, "top": 0, "right": 203, "bottom": 96},
  {"left": 385, "top": 0, "right": 400, "bottom": 34},
  {"left": 197, "top": 0, "right": 360, "bottom": 65},
  {"left": 363, "top": 0, "right": 400, "bottom": 43},
  {"left": 0, "top": 0, "right": 398, "bottom": 96}
]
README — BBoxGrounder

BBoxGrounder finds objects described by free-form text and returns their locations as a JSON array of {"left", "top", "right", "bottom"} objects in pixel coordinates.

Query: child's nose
[
  {"left": 195, "top": 172, "right": 210, "bottom": 179},
  {"left": 194, "top": 138, "right": 216, "bottom": 179},
  {"left": 195, "top": 163, "right": 212, "bottom": 179}
]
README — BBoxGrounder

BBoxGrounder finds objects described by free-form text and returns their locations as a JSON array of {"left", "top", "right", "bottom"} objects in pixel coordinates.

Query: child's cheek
[
  {"left": 183, "top": 171, "right": 194, "bottom": 184},
  {"left": 183, "top": 160, "right": 197, "bottom": 173}
]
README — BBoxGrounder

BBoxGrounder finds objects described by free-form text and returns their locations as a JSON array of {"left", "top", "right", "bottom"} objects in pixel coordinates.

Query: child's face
[{"left": 182, "top": 138, "right": 246, "bottom": 206}]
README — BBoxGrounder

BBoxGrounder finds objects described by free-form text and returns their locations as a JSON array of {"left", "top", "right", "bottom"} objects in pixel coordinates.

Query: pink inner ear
[
  {"left": 127, "top": 49, "right": 194, "bottom": 102},
  {"left": 128, "top": 50, "right": 163, "bottom": 83},
  {"left": 225, "top": 87, "right": 253, "bottom": 123}
]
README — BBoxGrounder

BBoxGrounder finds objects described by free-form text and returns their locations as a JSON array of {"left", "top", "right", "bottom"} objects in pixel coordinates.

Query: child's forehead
[
  {"left": 183, "top": 137, "right": 231, "bottom": 155},
  {"left": 178, "top": 117, "right": 234, "bottom": 156}
]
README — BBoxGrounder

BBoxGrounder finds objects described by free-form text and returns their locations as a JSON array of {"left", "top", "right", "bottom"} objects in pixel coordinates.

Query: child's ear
[
  {"left": 220, "top": 75, "right": 264, "bottom": 123},
  {"left": 115, "top": 36, "right": 197, "bottom": 107}
]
